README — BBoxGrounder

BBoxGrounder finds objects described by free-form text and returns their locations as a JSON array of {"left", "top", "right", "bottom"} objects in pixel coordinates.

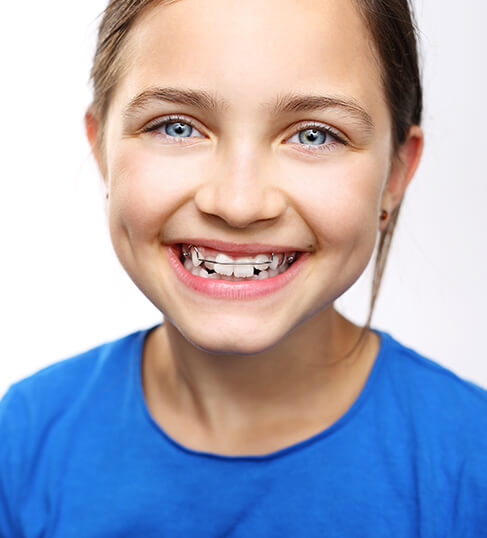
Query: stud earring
[{"left": 380, "top": 209, "right": 389, "bottom": 221}]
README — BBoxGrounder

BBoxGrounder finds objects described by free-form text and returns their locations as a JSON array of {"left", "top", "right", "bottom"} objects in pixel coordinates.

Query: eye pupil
[
  {"left": 299, "top": 128, "right": 327, "bottom": 145},
  {"left": 165, "top": 122, "right": 193, "bottom": 137}
]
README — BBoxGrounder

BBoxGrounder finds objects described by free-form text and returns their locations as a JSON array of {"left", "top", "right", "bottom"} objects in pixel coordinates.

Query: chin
[{"left": 174, "top": 315, "right": 290, "bottom": 356}]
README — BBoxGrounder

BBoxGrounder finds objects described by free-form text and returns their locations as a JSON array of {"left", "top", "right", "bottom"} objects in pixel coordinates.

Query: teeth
[
  {"left": 233, "top": 258, "right": 253, "bottom": 278},
  {"left": 186, "top": 263, "right": 290, "bottom": 280},
  {"left": 212, "top": 253, "right": 234, "bottom": 276},
  {"left": 182, "top": 245, "right": 297, "bottom": 279},
  {"left": 269, "top": 255, "right": 279, "bottom": 271},
  {"left": 253, "top": 254, "right": 272, "bottom": 270}
]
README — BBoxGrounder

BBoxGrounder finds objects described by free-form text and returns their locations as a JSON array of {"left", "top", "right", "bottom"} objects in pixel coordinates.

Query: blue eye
[
  {"left": 165, "top": 121, "right": 194, "bottom": 138},
  {"left": 287, "top": 124, "right": 347, "bottom": 153},
  {"left": 143, "top": 116, "right": 205, "bottom": 140},
  {"left": 298, "top": 129, "right": 327, "bottom": 145}
]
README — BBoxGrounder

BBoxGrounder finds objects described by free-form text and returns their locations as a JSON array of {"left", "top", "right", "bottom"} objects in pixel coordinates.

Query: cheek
[
  {"left": 107, "top": 143, "right": 203, "bottom": 242},
  {"left": 284, "top": 153, "right": 388, "bottom": 248}
]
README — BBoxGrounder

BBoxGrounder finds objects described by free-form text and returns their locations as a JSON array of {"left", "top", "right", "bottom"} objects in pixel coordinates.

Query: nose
[{"left": 193, "top": 144, "right": 287, "bottom": 229}]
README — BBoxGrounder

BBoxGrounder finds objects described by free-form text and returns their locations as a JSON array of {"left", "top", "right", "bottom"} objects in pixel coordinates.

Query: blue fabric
[{"left": 1, "top": 327, "right": 487, "bottom": 537}]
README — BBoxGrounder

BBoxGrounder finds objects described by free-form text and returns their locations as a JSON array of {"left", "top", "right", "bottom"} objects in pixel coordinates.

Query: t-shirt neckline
[{"left": 133, "top": 324, "right": 390, "bottom": 462}]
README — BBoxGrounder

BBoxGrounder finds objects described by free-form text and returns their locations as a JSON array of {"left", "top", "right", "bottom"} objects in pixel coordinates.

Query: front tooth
[
  {"left": 213, "top": 253, "right": 234, "bottom": 276},
  {"left": 191, "top": 247, "right": 202, "bottom": 267},
  {"left": 234, "top": 258, "right": 254, "bottom": 278}
]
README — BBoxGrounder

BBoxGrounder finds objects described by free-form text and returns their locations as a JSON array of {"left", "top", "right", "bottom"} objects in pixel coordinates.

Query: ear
[
  {"left": 380, "top": 125, "right": 424, "bottom": 230},
  {"left": 85, "top": 107, "right": 107, "bottom": 181}
]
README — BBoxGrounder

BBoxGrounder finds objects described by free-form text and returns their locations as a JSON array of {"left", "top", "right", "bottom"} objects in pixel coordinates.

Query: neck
[{"left": 142, "top": 309, "right": 379, "bottom": 444}]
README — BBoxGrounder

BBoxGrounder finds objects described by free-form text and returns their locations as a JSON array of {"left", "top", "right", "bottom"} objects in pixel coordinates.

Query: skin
[{"left": 86, "top": 0, "right": 423, "bottom": 455}]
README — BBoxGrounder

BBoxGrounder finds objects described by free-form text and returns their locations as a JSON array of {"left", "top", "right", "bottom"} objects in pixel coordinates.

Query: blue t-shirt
[{"left": 1, "top": 327, "right": 486, "bottom": 537}]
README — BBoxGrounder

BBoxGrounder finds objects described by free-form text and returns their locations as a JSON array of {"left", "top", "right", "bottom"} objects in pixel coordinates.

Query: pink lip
[{"left": 166, "top": 245, "right": 310, "bottom": 300}]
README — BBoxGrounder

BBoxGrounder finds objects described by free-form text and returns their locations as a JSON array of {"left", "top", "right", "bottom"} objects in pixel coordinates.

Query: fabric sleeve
[{"left": 0, "top": 385, "right": 28, "bottom": 537}]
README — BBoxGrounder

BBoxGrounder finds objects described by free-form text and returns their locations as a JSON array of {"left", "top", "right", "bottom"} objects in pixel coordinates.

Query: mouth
[
  {"left": 178, "top": 243, "right": 300, "bottom": 281},
  {"left": 166, "top": 242, "right": 309, "bottom": 300}
]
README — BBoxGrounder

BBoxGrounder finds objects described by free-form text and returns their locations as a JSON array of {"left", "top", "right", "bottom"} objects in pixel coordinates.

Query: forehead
[{"left": 115, "top": 0, "right": 386, "bottom": 121}]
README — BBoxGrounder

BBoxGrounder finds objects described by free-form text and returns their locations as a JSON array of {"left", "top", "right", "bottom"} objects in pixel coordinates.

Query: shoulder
[
  {"left": 376, "top": 331, "right": 487, "bottom": 535},
  {"left": 376, "top": 330, "right": 487, "bottom": 453},
  {"left": 0, "top": 326, "right": 151, "bottom": 439},
  {"left": 0, "top": 327, "right": 153, "bottom": 533},
  {"left": 378, "top": 330, "right": 487, "bottom": 411},
  {"left": 2, "top": 327, "right": 148, "bottom": 407}
]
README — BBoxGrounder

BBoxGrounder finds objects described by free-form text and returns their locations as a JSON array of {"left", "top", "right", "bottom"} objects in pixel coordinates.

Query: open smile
[{"left": 165, "top": 242, "right": 309, "bottom": 300}]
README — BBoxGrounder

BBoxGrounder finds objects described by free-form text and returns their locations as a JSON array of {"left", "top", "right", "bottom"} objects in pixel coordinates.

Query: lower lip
[{"left": 166, "top": 245, "right": 309, "bottom": 300}]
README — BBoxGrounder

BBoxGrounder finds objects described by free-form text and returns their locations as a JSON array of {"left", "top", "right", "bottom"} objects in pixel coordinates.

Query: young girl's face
[{"left": 99, "top": 0, "right": 402, "bottom": 354}]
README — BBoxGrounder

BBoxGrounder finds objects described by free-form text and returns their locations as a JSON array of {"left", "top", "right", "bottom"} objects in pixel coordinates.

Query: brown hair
[
  {"left": 351, "top": 0, "right": 422, "bottom": 331},
  {"left": 89, "top": 0, "right": 423, "bottom": 330}
]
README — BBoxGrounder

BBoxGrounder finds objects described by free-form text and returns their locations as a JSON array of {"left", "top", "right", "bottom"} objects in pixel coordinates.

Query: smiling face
[{"left": 89, "top": 0, "right": 418, "bottom": 354}]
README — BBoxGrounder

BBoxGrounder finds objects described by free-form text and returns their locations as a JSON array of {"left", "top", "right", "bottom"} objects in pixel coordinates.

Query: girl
[{"left": 1, "top": 0, "right": 486, "bottom": 536}]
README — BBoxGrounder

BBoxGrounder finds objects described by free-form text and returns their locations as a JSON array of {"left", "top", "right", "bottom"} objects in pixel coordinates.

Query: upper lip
[{"left": 171, "top": 239, "right": 306, "bottom": 255}]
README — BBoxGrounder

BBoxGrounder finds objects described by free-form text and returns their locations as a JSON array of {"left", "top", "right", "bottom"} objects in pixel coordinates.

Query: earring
[{"left": 380, "top": 209, "right": 389, "bottom": 221}]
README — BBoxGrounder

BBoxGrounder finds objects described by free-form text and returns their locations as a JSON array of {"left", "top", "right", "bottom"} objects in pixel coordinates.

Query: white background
[{"left": 1, "top": 0, "right": 486, "bottom": 397}]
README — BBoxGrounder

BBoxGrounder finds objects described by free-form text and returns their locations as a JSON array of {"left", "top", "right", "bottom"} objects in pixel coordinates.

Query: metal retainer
[{"left": 182, "top": 245, "right": 295, "bottom": 268}]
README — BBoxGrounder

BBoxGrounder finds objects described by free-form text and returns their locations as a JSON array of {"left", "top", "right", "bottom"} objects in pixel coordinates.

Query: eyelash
[
  {"left": 142, "top": 114, "right": 349, "bottom": 153},
  {"left": 287, "top": 121, "right": 348, "bottom": 153},
  {"left": 142, "top": 115, "right": 204, "bottom": 143}
]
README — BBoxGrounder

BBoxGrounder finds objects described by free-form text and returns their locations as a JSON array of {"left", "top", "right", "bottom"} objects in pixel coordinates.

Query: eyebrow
[
  {"left": 123, "top": 86, "right": 374, "bottom": 132},
  {"left": 270, "top": 93, "right": 374, "bottom": 133},
  {"left": 123, "top": 87, "right": 228, "bottom": 120}
]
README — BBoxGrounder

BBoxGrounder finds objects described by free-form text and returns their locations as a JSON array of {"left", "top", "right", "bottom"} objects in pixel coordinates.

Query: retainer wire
[{"left": 182, "top": 245, "right": 295, "bottom": 268}]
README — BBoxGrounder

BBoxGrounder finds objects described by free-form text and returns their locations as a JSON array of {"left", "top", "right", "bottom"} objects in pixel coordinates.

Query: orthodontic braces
[{"left": 182, "top": 245, "right": 295, "bottom": 268}]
